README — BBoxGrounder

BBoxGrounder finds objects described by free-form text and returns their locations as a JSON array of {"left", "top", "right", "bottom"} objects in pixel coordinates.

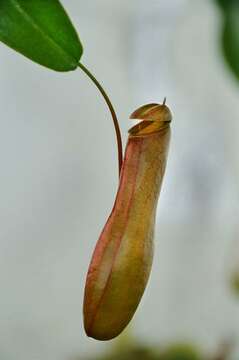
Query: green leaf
[
  {"left": 0, "top": 0, "right": 83, "bottom": 71},
  {"left": 215, "top": 0, "right": 236, "bottom": 11},
  {"left": 222, "top": 5, "right": 239, "bottom": 81},
  {"left": 216, "top": 1, "right": 239, "bottom": 81}
]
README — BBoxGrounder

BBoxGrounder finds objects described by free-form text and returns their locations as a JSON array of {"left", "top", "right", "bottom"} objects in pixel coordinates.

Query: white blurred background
[{"left": 0, "top": 0, "right": 239, "bottom": 359}]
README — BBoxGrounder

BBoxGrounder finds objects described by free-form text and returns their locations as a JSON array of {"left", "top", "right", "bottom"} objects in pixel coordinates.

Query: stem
[{"left": 78, "top": 63, "right": 123, "bottom": 177}]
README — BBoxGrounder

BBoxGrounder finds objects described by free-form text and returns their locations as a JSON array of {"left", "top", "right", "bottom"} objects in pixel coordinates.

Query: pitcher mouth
[{"left": 128, "top": 100, "right": 172, "bottom": 137}]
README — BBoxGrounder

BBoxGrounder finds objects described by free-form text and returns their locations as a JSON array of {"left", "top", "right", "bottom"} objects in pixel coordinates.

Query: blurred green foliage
[
  {"left": 104, "top": 345, "right": 158, "bottom": 360},
  {"left": 216, "top": 0, "right": 237, "bottom": 10},
  {"left": 160, "top": 344, "right": 202, "bottom": 360},
  {"left": 231, "top": 272, "right": 239, "bottom": 296},
  {"left": 216, "top": 0, "right": 239, "bottom": 81},
  {"left": 80, "top": 343, "right": 203, "bottom": 360}
]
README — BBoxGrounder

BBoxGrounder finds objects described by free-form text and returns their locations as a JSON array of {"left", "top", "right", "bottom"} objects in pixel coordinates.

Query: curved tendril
[{"left": 78, "top": 63, "right": 123, "bottom": 177}]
